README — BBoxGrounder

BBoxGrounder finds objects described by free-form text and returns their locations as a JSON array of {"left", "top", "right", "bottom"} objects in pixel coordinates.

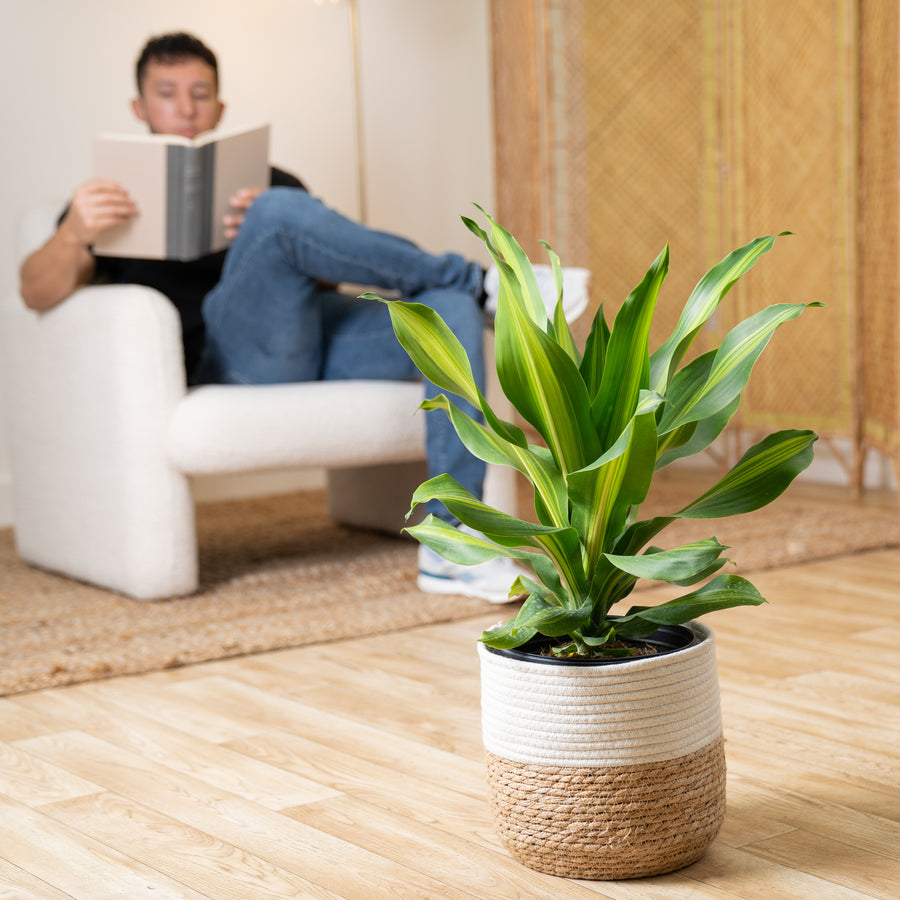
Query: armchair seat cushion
[{"left": 167, "top": 380, "right": 426, "bottom": 475}]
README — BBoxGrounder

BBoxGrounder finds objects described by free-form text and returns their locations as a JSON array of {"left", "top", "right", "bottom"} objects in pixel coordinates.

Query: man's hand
[
  {"left": 19, "top": 178, "right": 136, "bottom": 312},
  {"left": 223, "top": 187, "right": 265, "bottom": 240},
  {"left": 61, "top": 178, "right": 138, "bottom": 246}
]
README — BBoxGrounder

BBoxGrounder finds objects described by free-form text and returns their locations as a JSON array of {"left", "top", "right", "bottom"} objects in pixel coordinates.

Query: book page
[
  {"left": 208, "top": 125, "right": 270, "bottom": 252},
  {"left": 92, "top": 136, "right": 171, "bottom": 259}
]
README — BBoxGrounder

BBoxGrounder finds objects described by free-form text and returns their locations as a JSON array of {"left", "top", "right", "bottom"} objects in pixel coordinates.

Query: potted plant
[{"left": 375, "top": 208, "right": 820, "bottom": 880}]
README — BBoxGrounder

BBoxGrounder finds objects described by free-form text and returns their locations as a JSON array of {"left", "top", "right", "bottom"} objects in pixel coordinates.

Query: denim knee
[{"left": 241, "top": 186, "right": 319, "bottom": 235}]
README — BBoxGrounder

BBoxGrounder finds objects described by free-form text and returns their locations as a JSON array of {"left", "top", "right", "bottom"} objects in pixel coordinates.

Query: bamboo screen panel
[
  {"left": 581, "top": 0, "right": 713, "bottom": 355},
  {"left": 490, "top": 0, "right": 872, "bottom": 480},
  {"left": 717, "top": 1, "right": 857, "bottom": 440},
  {"left": 858, "top": 0, "right": 900, "bottom": 458}
]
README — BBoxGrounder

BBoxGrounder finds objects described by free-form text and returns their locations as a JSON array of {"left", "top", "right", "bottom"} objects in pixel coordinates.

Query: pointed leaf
[
  {"left": 542, "top": 240, "right": 581, "bottom": 365},
  {"left": 592, "top": 247, "right": 667, "bottom": 446},
  {"left": 649, "top": 234, "right": 785, "bottom": 392},
  {"left": 479, "top": 619, "right": 538, "bottom": 650},
  {"left": 377, "top": 298, "right": 480, "bottom": 407},
  {"left": 580, "top": 303, "right": 610, "bottom": 399},
  {"left": 604, "top": 538, "right": 730, "bottom": 583},
  {"left": 512, "top": 595, "right": 593, "bottom": 636},
  {"left": 614, "top": 574, "right": 767, "bottom": 637},
  {"left": 406, "top": 515, "right": 536, "bottom": 567},
  {"left": 659, "top": 303, "right": 820, "bottom": 434},
  {"left": 469, "top": 206, "right": 549, "bottom": 325},
  {"left": 656, "top": 395, "right": 740, "bottom": 469},
  {"left": 494, "top": 283, "right": 600, "bottom": 472},
  {"left": 677, "top": 430, "right": 817, "bottom": 519},
  {"left": 568, "top": 390, "right": 662, "bottom": 561},
  {"left": 421, "top": 394, "right": 569, "bottom": 526},
  {"left": 406, "top": 474, "right": 587, "bottom": 596}
]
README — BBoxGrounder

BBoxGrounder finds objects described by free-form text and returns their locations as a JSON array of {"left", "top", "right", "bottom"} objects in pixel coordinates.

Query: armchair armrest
[{"left": 1, "top": 284, "right": 198, "bottom": 597}]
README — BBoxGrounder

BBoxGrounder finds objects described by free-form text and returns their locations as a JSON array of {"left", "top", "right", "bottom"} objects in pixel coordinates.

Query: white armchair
[{"left": 2, "top": 205, "right": 511, "bottom": 600}]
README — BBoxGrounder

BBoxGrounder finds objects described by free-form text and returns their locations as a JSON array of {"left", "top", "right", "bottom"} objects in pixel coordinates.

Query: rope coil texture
[{"left": 479, "top": 622, "right": 726, "bottom": 879}]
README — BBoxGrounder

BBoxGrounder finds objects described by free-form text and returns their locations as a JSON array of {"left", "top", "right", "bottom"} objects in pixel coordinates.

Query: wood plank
[
  {"left": 744, "top": 828, "right": 899, "bottom": 899},
  {"left": 0, "top": 739, "right": 100, "bottom": 807},
  {"left": 0, "top": 857, "right": 76, "bottom": 899},
  {"left": 9, "top": 686, "right": 341, "bottom": 809},
  {"left": 224, "top": 728, "right": 498, "bottom": 845},
  {"left": 284, "top": 794, "right": 607, "bottom": 900},
  {"left": 42, "top": 792, "right": 340, "bottom": 900},
  {"left": 722, "top": 734, "right": 900, "bottom": 817},
  {"left": 0, "top": 698, "right": 61, "bottom": 743},
  {"left": 174, "top": 672, "right": 485, "bottom": 760},
  {"left": 17, "top": 730, "right": 477, "bottom": 899},
  {"left": 682, "top": 840, "right": 879, "bottom": 899},
  {"left": 0, "top": 792, "right": 208, "bottom": 899},
  {"left": 726, "top": 775, "right": 900, "bottom": 859}
]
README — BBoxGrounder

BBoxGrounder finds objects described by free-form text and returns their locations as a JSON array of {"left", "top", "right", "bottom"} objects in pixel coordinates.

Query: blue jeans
[{"left": 197, "top": 188, "right": 487, "bottom": 521}]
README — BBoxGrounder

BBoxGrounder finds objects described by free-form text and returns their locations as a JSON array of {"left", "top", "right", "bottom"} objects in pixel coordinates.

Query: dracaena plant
[{"left": 375, "top": 209, "right": 820, "bottom": 658}]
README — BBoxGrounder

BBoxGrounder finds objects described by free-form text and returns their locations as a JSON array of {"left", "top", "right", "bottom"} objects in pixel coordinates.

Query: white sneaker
[
  {"left": 484, "top": 263, "right": 590, "bottom": 323},
  {"left": 417, "top": 542, "right": 527, "bottom": 604}
]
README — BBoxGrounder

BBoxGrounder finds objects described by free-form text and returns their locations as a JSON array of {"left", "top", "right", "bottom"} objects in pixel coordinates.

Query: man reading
[{"left": 20, "top": 31, "right": 586, "bottom": 602}]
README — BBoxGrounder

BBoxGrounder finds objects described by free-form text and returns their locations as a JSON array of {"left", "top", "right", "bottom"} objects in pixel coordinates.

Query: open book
[{"left": 92, "top": 123, "right": 270, "bottom": 261}]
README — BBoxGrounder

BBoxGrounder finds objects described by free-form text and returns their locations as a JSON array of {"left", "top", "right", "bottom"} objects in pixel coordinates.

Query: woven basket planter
[{"left": 478, "top": 621, "right": 726, "bottom": 880}]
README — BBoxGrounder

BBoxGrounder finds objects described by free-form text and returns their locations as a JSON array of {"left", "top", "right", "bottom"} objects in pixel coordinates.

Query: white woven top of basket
[{"left": 479, "top": 622, "right": 723, "bottom": 767}]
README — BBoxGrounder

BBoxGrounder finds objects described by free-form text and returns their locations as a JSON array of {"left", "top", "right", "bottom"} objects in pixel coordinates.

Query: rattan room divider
[{"left": 490, "top": 0, "right": 899, "bottom": 495}]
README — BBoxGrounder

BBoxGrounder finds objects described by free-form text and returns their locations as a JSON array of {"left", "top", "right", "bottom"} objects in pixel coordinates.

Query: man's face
[{"left": 131, "top": 57, "right": 224, "bottom": 139}]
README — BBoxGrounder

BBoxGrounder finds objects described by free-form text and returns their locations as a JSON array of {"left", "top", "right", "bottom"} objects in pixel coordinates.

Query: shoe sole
[{"left": 417, "top": 573, "right": 517, "bottom": 605}]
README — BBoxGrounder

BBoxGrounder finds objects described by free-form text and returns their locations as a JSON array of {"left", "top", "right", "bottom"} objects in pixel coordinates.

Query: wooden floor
[{"left": 0, "top": 541, "right": 897, "bottom": 896}]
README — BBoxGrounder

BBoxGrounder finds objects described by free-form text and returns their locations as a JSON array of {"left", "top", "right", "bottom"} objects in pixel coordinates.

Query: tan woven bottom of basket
[{"left": 486, "top": 735, "right": 726, "bottom": 880}]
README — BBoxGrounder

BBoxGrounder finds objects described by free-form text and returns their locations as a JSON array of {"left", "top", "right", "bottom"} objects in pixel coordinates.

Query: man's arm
[{"left": 19, "top": 179, "right": 137, "bottom": 311}]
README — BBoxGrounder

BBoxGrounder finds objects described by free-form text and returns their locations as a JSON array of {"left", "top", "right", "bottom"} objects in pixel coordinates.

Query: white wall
[{"left": 0, "top": 0, "right": 495, "bottom": 525}]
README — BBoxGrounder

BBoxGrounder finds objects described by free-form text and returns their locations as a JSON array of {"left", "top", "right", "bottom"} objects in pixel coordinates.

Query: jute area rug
[{"left": 2, "top": 474, "right": 899, "bottom": 696}]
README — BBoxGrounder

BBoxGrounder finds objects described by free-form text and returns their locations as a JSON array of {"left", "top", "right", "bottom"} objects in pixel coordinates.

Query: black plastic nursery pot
[
  {"left": 478, "top": 622, "right": 726, "bottom": 880},
  {"left": 488, "top": 621, "right": 698, "bottom": 666}
]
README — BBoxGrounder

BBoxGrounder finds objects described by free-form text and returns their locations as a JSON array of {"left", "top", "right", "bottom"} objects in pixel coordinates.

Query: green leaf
[
  {"left": 592, "top": 246, "right": 667, "bottom": 446},
  {"left": 512, "top": 595, "right": 593, "bottom": 637},
  {"left": 649, "top": 234, "right": 785, "bottom": 393},
  {"left": 493, "top": 287, "right": 600, "bottom": 473},
  {"left": 568, "top": 390, "right": 662, "bottom": 562},
  {"left": 580, "top": 303, "right": 610, "bottom": 402},
  {"left": 421, "top": 394, "right": 569, "bottom": 527},
  {"left": 376, "top": 299, "right": 481, "bottom": 407},
  {"left": 406, "top": 475, "right": 587, "bottom": 597},
  {"left": 614, "top": 574, "right": 767, "bottom": 637},
  {"left": 479, "top": 618, "right": 538, "bottom": 650},
  {"left": 604, "top": 537, "right": 730, "bottom": 583},
  {"left": 407, "top": 479, "right": 555, "bottom": 544},
  {"left": 656, "top": 395, "right": 740, "bottom": 469},
  {"left": 406, "top": 515, "right": 529, "bottom": 567},
  {"left": 467, "top": 210, "right": 598, "bottom": 475},
  {"left": 580, "top": 626, "right": 617, "bottom": 646},
  {"left": 466, "top": 207, "right": 549, "bottom": 326},
  {"left": 659, "top": 303, "right": 820, "bottom": 435},
  {"left": 677, "top": 430, "right": 818, "bottom": 519},
  {"left": 542, "top": 240, "right": 581, "bottom": 365}
]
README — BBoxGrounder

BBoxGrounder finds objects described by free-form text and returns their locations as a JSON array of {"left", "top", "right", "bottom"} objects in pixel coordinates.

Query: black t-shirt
[{"left": 89, "top": 166, "right": 306, "bottom": 378}]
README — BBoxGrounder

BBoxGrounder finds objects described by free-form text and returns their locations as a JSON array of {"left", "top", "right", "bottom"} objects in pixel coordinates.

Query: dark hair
[{"left": 135, "top": 32, "right": 219, "bottom": 94}]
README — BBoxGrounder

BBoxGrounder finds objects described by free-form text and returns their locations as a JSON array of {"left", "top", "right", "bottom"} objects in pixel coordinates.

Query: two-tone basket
[{"left": 479, "top": 621, "right": 726, "bottom": 880}]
